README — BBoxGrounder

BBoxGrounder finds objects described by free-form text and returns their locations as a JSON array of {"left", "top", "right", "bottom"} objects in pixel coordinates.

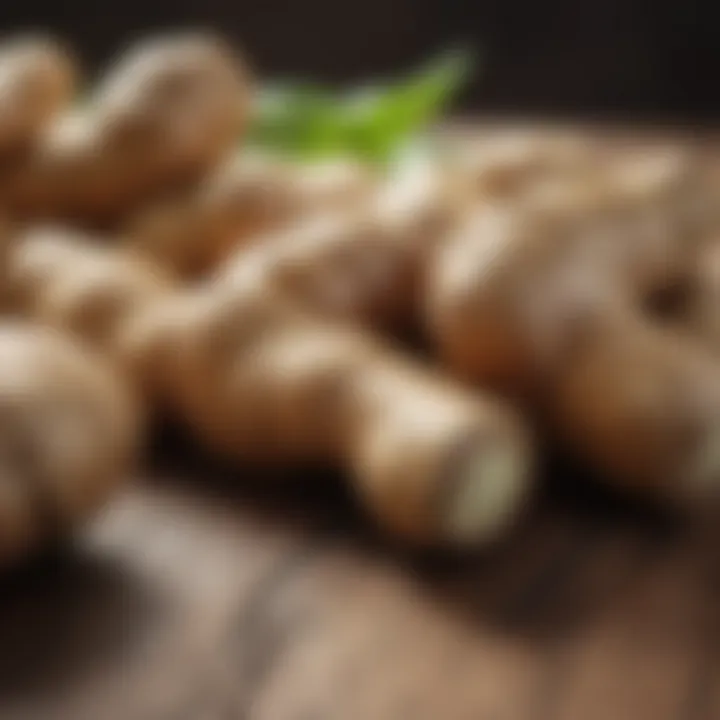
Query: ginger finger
[
  {"left": 596, "top": 148, "right": 712, "bottom": 293},
  {"left": 426, "top": 150, "right": 705, "bottom": 395},
  {"left": 207, "top": 158, "right": 471, "bottom": 334},
  {"left": 5, "top": 33, "right": 250, "bottom": 225},
  {"left": 6, "top": 226, "right": 534, "bottom": 548},
  {"left": 0, "top": 321, "right": 140, "bottom": 566},
  {"left": 144, "top": 279, "right": 534, "bottom": 545},
  {"left": 426, "top": 188, "right": 720, "bottom": 505},
  {"left": 126, "top": 151, "right": 375, "bottom": 278},
  {"left": 554, "top": 310, "right": 720, "bottom": 504},
  {"left": 6, "top": 226, "right": 173, "bottom": 358},
  {"left": 442, "top": 127, "right": 598, "bottom": 200},
  {"left": 0, "top": 36, "right": 76, "bottom": 163}
]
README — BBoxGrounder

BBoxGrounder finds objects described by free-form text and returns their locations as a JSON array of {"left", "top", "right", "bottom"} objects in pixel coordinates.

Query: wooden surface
[{"left": 1, "top": 442, "right": 720, "bottom": 720}]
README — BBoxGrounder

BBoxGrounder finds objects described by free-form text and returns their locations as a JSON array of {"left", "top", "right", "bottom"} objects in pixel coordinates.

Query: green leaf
[
  {"left": 246, "top": 83, "right": 339, "bottom": 156},
  {"left": 344, "top": 48, "right": 474, "bottom": 161},
  {"left": 246, "top": 46, "right": 477, "bottom": 166}
]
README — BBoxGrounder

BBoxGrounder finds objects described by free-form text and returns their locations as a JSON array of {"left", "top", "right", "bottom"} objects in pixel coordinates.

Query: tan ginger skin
[
  {"left": 428, "top": 150, "right": 708, "bottom": 390},
  {"left": 2, "top": 33, "right": 250, "bottom": 225},
  {"left": 0, "top": 322, "right": 141, "bottom": 566},
  {"left": 426, "top": 148, "right": 720, "bottom": 504},
  {"left": 126, "top": 152, "right": 377, "bottom": 278},
  {"left": 175, "top": 136, "right": 720, "bottom": 505},
  {"left": 685, "top": 241, "right": 720, "bottom": 350},
  {"left": 194, "top": 138, "right": 705, "bottom": 336},
  {"left": 4, "top": 226, "right": 534, "bottom": 548},
  {"left": 0, "top": 36, "right": 77, "bottom": 163},
  {"left": 0, "top": 32, "right": 144, "bottom": 566},
  {"left": 209, "top": 161, "right": 470, "bottom": 333},
  {"left": 127, "top": 130, "right": 663, "bottom": 327},
  {"left": 670, "top": 158, "right": 720, "bottom": 350},
  {"left": 126, "top": 130, "right": 601, "bottom": 283}
]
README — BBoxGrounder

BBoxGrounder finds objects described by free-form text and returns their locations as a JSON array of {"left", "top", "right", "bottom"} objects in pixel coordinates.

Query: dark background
[{"left": 1, "top": 0, "right": 718, "bottom": 121}]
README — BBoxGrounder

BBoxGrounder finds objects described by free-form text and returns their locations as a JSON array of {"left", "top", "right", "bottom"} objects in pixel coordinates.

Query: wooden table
[
  {"left": 1, "top": 440, "right": 720, "bottom": 720},
  {"left": 3, "top": 124, "right": 720, "bottom": 720}
]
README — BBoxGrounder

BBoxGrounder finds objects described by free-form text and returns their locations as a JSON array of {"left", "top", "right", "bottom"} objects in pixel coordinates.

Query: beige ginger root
[
  {"left": 125, "top": 129, "right": 595, "bottom": 283},
  {"left": 188, "top": 137, "right": 720, "bottom": 504},
  {"left": 0, "top": 36, "right": 76, "bottom": 163},
  {"left": 126, "top": 152, "right": 376, "bottom": 278},
  {"left": 4, "top": 226, "right": 535, "bottom": 548},
  {"left": 169, "top": 157, "right": 473, "bottom": 334},
  {"left": 426, "top": 153, "right": 720, "bottom": 503},
  {"left": 0, "top": 321, "right": 140, "bottom": 566},
  {"left": 683, "top": 241, "right": 720, "bottom": 350},
  {"left": 4, "top": 33, "right": 250, "bottom": 225}
]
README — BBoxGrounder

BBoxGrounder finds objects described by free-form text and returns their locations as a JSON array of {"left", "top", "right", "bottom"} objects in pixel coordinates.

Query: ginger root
[
  {"left": 5, "top": 226, "right": 534, "bottom": 547},
  {"left": 0, "top": 322, "right": 140, "bottom": 565},
  {"left": 126, "top": 152, "right": 375, "bottom": 278},
  {"left": 0, "top": 36, "right": 76, "bottom": 163},
  {"left": 182, "top": 135, "right": 720, "bottom": 504},
  {"left": 426, "top": 150, "right": 720, "bottom": 503},
  {"left": 4, "top": 33, "right": 250, "bottom": 225}
]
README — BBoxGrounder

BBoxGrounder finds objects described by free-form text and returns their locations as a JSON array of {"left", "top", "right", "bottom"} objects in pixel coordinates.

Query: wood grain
[{"left": 0, "top": 446, "right": 718, "bottom": 720}]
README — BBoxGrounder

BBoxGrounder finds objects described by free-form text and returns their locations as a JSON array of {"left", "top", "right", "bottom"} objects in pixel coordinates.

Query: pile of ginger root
[{"left": 1, "top": 30, "right": 720, "bottom": 568}]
